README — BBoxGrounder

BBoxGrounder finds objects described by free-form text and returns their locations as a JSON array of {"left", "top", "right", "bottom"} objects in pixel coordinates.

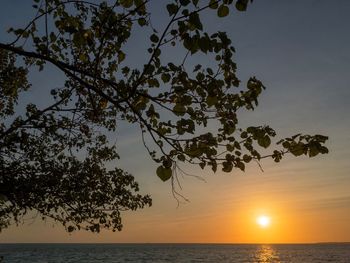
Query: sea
[{"left": 0, "top": 243, "right": 349, "bottom": 262}]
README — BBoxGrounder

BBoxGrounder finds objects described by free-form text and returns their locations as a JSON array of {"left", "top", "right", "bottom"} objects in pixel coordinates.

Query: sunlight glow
[{"left": 257, "top": 215, "right": 271, "bottom": 228}]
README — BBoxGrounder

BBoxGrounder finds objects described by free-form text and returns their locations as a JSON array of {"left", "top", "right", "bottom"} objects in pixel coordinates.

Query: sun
[{"left": 256, "top": 215, "right": 271, "bottom": 228}]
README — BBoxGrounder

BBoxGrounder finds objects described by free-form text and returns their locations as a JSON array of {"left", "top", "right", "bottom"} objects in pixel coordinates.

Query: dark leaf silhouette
[{"left": 0, "top": 0, "right": 327, "bottom": 232}]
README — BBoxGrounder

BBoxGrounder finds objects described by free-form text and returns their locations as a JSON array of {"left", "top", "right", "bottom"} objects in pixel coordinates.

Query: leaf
[
  {"left": 319, "top": 146, "right": 329, "bottom": 154},
  {"left": 144, "top": 64, "right": 155, "bottom": 75},
  {"left": 156, "top": 166, "right": 172, "bottom": 181},
  {"left": 187, "top": 39, "right": 199, "bottom": 54},
  {"left": 154, "top": 47, "right": 161, "bottom": 56},
  {"left": 185, "top": 147, "right": 202, "bottom": 157},
  {"left": 118, "top": 51, "right": 125, "bottom": 63},
  {"left": 150, "top": 34, "right": 159, "bottom": 43},
  {"left": 211, "top": 161, "right": 217, "bottom": 173},
  {"left": 199, "top": 36, "right": 210, "bottom": 53},
  {"left": 166, "top": 3, "right": 178, "bottom": 15},
  {"left": 147, "top": 78, "right": 160, "bottom": 87},
  {"left": 206, "top": 96, "right": 218, "bottom": 107},
  {"left": 290, "top": 143, "right": 306, "bottom": 157},
  {"left": 180, "top": 0, "right": 190, "bottom": 6},
  {"left": 134, "top": 0, "right": 145, "bottom": 10},
  {"left": 236, "top": 161, "right": 245, "bottom": 171},
  {"left": 78, "top": 53, "right": 88, "bottom": 62},
  {"left": 217, "top": 5, "right": 229, "bottom": 17},
  {"left": 189, "top": 12, "right": 202, "bottom": 30},
  {"left": 67, "top": 226, "right": 75, "bottom": 232},
  {"left": 206, "top": 68, "right": 214, "bottom": 75},
  {"left": 240, "top": 131, "right": 248, "bottom": 139},
  {"left": 138, "top": 18, "right": 147, "bottom": 26},
  {"left": 199, "top": 162, "right": 206, "bottom": 169},
  {"left": 222, "top": 161, "right": 233, "bottom": 172},
  {"left": 99, "top": 99, "right": 108, "bottom": 109},
  {"left": 161, "top": 73, "right": 171, "bottom": 83},
  {"left": 314, "top": 134, "right": 328, "bottom": 143},
  {"left": 177, "top": 154, "right": 186, "bottom": 161},
  {"left": 235, "top": 0, "right": 248, "bottom": 11},
  {"left": 162, "top": 159, "right": 173, "bottom": 168},
  {"left": 308, "top": 145, "right": 319, "bottom": 157},
  {"left": 258, "top": 135, "right": 271, "bottom": 148},
  {"left": 242, "top": 154, "right": 252, "bottom": 163},
  {"left": 282, "top": 141, "right": 290, "bottom": 148},
  {"left": 234, "top": 141, "right": 241, "bottom": 150},
  {"left": 209, "top": 0, "right": 219, "bottom": 9},
  {"left": 226, "top": 144, "right": 234, "bottom": 152},
  {"left": 120, "top": 0, "right": 133, "bottom": 8},
  {"left": 173, "top": 104, "right": 186, "bottom": 116}
]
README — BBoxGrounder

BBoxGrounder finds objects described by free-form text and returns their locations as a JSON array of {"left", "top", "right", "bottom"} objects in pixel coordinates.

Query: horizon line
[{"left": 1, "top": 242, "right": 349, "bottom": 245}]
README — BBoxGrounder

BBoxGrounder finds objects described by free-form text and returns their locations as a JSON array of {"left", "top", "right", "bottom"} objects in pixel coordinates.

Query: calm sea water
[{"left": 0, "top": 243, "right": 349, "bottom": 262}]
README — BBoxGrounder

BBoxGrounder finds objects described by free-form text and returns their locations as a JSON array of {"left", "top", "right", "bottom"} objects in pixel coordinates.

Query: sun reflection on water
[{"left": 254, "top": 245, "right": 281, "bottom": 263}]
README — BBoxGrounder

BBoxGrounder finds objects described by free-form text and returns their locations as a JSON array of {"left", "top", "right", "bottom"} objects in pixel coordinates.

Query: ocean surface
[{"left": 0, "top": 243, "right": 349, "bottom": 262}]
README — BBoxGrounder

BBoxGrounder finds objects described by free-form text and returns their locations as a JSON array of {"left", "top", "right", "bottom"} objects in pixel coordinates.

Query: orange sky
[{"left": 1, "top": 155, "right": 349, "bottom": 243}]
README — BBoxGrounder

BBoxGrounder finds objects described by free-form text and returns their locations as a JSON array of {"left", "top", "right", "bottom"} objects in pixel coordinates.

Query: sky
[{"left": 0, "top": 0, "right": 350, "bottom": 243}]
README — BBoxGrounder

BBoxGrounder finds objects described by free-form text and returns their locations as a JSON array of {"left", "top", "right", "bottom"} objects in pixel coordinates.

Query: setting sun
[{"left": 257, "top": 215, "right": 271, "bottom": 228}]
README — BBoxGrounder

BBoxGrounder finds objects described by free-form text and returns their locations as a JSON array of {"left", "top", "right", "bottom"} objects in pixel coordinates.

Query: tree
[{"left": 0, "top": 0, "right": 328, "bottom": 233}]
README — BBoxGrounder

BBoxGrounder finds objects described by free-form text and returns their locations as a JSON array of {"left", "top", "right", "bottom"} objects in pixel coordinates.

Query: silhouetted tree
[{"left": 0, "top": 0, "right": 328, "bottom": 232}]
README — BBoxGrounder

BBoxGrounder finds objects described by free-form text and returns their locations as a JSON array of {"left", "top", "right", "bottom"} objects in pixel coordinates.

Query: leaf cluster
[{"left": 0, "top": 0, "right": 327, "bottom": 232}]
